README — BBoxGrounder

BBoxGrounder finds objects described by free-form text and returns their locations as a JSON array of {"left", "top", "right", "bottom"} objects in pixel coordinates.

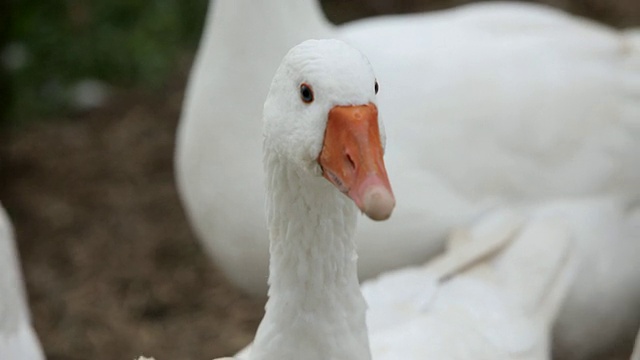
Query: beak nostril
[{"left": 346, "top": 152, "right": 356, "bottom": 171}]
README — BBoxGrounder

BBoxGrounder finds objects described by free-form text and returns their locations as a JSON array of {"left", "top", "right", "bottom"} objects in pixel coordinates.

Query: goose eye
[
  {"left": 300, "top": 83, "right": 314, "bottom": 103},
  {"left": 374, "top": 80, "right": 379, "bottom": 94}
]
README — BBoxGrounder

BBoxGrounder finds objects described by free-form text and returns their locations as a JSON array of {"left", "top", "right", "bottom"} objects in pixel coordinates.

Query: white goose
[
  {"left": 176, "top": 0, "right": 640, "bottom": 297},
  {"left": 210, "top": 39, "right": 640, "bottom": 360},
  {"left": 0, "top": 203, "right": 45, "bottom": 360},
  {"left": 632, "top": 329, "right": 640, "bottom": 360},
  {"left": 233, "top": 37, "right": 548, "bottom": 360}
]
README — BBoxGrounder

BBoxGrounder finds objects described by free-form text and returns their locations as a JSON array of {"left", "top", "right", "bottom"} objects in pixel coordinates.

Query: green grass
[{"left": 7, "top": 0, "right": 207, "bottom": 122}]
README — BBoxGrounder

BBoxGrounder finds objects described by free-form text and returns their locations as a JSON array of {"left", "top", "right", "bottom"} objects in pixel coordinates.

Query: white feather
[
  {"left": 632, "top": 329, "right": 640, "bottom": 360},
  {"left": 210, "top": 39, "right": 640, "bottom": 360},
  {"left": 0, "top": 204, "right": 45, "bottom": 360},
  {"left": 176, "top": 2, "right": 640, "bottom": 358}
]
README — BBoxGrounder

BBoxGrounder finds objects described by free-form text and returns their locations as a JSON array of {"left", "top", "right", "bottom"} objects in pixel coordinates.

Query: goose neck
[
  {"left": 206, "top": 0, "right": 332, "bottom": 49},
  {"left": 250, "top": 157, "right": 371, "bottom": 360}
]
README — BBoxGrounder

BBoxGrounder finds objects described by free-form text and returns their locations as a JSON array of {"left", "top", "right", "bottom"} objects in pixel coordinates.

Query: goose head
[{"left": 263, "top": 39, "right": 395, "bottom": 220}]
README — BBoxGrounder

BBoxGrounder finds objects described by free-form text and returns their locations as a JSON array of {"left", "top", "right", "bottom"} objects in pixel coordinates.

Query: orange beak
[{"left": 318, "top": 103, "right": 395, "bottom": 221}]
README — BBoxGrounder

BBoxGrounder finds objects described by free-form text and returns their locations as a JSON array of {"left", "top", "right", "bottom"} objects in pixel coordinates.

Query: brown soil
[
  {"left": 1, "top": 63, "right": 263, "bottom": 360},
  {"left": 1, "top": 2, "right": 638, "bottom": 360}
]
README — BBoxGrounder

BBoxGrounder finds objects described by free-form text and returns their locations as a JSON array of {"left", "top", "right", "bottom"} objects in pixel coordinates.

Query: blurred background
[{"left": 0, "top": 1, "right": 638, "bottom": 359}]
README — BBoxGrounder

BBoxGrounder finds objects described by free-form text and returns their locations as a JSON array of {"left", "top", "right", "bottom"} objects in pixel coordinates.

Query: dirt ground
[
  {"left": 1, "top": 65, "right": 263, "bottom": 359},
  {"left": 1, "top": 1, "right": 639, "bottom": 360}
]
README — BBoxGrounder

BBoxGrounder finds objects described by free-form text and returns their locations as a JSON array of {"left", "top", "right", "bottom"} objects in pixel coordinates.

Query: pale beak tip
[{"left": 362, "top": 185, "right": 395, "bottom": 221}]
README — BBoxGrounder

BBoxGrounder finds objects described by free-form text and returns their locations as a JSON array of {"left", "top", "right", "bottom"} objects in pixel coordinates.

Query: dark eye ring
[
  {"left": 300, "top": 83, "right": 314, "bottom": 103},
  {"left": 375, "top": 80, "right": 379, "bottom": 94}
]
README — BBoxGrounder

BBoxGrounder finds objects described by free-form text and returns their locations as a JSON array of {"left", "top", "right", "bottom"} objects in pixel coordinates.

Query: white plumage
[
  {"left": 176, "top": 0, "right": 640, "bottom": 297},
  {"left": 366, "top": 196, "right": 640, "bottom": 360},
  {"left": 213, "top": 39, "right": 640, "bottom": 360},
  {"left": 0, "top": 204, "right": 45, "bottom": 360},
  {"left": 632, "top": 329, "right": 640, "bottom": 360},
  {"left": 175, "top": 2, "right": 640, "bottom": 358}
]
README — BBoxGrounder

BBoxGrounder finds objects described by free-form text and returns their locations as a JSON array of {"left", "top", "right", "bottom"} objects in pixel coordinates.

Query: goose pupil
[
  {"left": 300, "top": 84, "right": 314, "bottom": 103},
  {"left": 375, "top": 81, "right": 379, "bottom": 94}
]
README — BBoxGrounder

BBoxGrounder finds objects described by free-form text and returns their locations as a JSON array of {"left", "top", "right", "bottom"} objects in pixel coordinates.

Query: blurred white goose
[
  {"left": 632, "top": 329, "right": 640, "bottom": 360},
  {"left": 0, "top": 203, "right": 45, "bottom": 360},
  {"left": 366, "top": 196, "right": 638, "bottom": 360},
  {"left": 176, "top": 0, "right": 640, "bottom": 297},
  {"left": 210, "top": 40, "right": 639, "bottom": 360},
  {"left": 522, "top": 196, "right": 640, "bottom": 359}
]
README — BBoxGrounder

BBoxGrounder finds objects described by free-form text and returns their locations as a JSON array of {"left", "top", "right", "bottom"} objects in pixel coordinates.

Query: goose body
[
  {"left": 176, "top": 0, "right": 640, "bottom": 297},
  {"left": 214, "top": 39, "right": 640, "bottom": 360},
  {"left": 0, "top": 204, "right": 45, "bottom": 360},
  {"left": 367, "top": 196, "right": 640, "bottom": 360}
]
